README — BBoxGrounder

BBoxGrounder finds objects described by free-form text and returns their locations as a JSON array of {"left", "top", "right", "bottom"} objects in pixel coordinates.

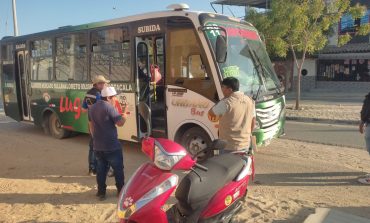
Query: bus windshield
[{"left": 203, "top": 19, "right": 280, "bottom": 98}]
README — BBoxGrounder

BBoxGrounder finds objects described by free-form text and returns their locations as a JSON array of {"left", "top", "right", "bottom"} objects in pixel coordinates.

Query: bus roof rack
[{"left": 167, "top": 3, "right": 189, "bottom": 11}]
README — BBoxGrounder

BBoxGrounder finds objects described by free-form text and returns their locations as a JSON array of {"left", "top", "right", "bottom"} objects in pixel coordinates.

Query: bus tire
[
  {"left": 180, "top": 127, "right": 212, "bottom": 162},
  {"left": 49, "top": 113, "right": 70, "bottom": 139}
]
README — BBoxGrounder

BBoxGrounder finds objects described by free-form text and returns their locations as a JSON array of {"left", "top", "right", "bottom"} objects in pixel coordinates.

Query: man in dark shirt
[
  {"left": 89, "top": 86, "right": 127, "bottom": 200},
  {"left": 359, "top": 92, "right": 370, "bottom": 185},
  {"left": 82, "top": 75, "right": 110, "bottom": 176}
]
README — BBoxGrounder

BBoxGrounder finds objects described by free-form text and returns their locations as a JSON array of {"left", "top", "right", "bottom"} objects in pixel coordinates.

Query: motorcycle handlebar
[{"left": 194, "top": 163, "right": 208, "bottom": 172}]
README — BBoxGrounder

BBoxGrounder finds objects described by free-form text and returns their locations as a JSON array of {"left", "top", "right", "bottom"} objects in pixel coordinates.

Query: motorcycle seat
[{"left": 175, "top": 153, "right": 245, "bottom": 216}]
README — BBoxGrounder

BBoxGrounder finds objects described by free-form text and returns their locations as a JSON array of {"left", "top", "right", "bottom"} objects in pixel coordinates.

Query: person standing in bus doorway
[
  {"left": 82, "top": 75, "right": 110, "bottom": 176},
  {"left": 208, "top": 77, "right": 256, "bottom": 152},
  {"left": 358, "top": 92, "right": 370, "bottom": 185},
  {"left": 89, "top": 86, "right": 127, "bottom": 200}
]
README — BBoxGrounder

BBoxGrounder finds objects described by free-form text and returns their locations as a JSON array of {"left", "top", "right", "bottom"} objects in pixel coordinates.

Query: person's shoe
[
  {"left": 96, "top": 191, "right": 106, "bottom": 201},
  {"left": 88, "top": 169, "right": 96, "bottom": 176},
  {"left": 108, "top": 168, "right": 115, "bottom": 177},
  {"left": 358, "top": 176, "right": 370, "bottom": 185}
]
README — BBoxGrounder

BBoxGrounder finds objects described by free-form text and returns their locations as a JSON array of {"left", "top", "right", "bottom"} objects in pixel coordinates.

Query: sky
[{"left": 0, "top": 0, "right": 247, "bottom": 39}]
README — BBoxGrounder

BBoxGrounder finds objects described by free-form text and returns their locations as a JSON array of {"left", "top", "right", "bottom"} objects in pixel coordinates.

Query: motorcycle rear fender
[{"left": 200, "top": 178, "right": 250, "bottom": 219}]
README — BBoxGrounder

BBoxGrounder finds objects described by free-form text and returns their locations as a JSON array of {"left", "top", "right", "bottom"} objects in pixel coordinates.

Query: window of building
[
  {"left": 339, "top": 9, "right": 370, "bottom": 34},
  {"left": 30, "top": 39, "right": 53, "bottom": 81},
  {"left": 1, "top": 44, "right": 14, "bottom": 81},
  {"left": 317, "top": 59, "right": 370, "bottom": 82},
  {"left": 56, "top": 33, "right": 87, "bottom": 81},
  {"left": 90, "top": 28, "right": 131, "bottom": 82}
]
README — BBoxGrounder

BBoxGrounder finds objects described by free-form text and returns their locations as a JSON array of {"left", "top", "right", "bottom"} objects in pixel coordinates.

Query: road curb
[{"left": 286, "top": 116, "right": 358, "bottom": 126}]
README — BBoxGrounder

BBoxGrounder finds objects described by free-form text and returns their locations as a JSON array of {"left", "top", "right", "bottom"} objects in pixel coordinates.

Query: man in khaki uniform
[{"left": 208, "top": 77, "right": 256, "bottom": 151}]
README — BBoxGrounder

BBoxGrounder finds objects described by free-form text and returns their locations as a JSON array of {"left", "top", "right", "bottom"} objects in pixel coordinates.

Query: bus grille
[{"left": 256, "top": 102, "right": 282, "bottom": 128}]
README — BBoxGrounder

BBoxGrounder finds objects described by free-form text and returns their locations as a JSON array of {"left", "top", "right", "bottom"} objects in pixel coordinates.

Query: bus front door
[
  {"left": 135, "top": 36, "right": 166, "bottom": 138},
  {"left": 15, "top": 50, "right": 32, "bottom": 121}
]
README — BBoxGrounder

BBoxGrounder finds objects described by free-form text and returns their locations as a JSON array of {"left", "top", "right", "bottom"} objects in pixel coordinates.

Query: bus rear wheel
[
  {"left": 49, "top": 113, "right": 70, "bottom": 139},
  {"left": 180, "top": 127, "right": 212, "bottom": 162}
]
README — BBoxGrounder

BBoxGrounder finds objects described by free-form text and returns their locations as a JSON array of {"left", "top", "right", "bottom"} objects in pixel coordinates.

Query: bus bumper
[{"left": 254, "top": 111, "right": 285, "bottom": 146}]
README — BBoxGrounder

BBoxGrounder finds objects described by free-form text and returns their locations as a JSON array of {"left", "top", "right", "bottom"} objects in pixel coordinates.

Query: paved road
[
  {"left": 284, "top": 121, "right": 365, "bottom": 149},
  {"left": 285, "top": 91, "right": 365, "bottom": 106}
]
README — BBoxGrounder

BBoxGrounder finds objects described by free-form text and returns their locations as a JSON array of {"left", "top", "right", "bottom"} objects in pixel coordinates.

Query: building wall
[
  {"left": 316, "top": 81, "right": 370, "bottom": 92},
  {"left": 291, "top": 59, "right": 317, "bottom": 92},
  {"left": 293, "top": 59, "right": 316, "bottom": 77}
]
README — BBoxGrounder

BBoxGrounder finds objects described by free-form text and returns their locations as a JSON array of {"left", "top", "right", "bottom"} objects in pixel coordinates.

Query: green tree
[{"left": 246, "top": 0, "right": 370, "bottom": 109}]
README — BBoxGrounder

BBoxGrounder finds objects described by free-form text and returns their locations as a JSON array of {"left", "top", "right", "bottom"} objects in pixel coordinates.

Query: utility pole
[{"left": 12, "top": 0, "right": 19, "bottom": 36}]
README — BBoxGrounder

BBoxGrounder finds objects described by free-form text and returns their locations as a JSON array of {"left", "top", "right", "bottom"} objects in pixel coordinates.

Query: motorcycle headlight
[
  {"left": 136, "top": 175, "right": 178, "bottom": 209},
  {"left": 154, "top": 144, "right": 186, "bottom": 170},
  {"left": 117, "top": 175, "right": 178, "bottom": 219}
]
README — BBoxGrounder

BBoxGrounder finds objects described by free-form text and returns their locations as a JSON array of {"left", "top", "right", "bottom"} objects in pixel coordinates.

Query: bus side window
[
  {"left": 30, "top": 39, "right": 53, "bottom": 81},
  {"left": 1, "top": 44, "right": 14, "bottom": 81},
  {"left": 55, "top": 33, "right": 87, "bottom": 81},
  {"left": 90, "top": 28, "right": 131, "bottom": 82},
  {"left": 155, "top": 37, "right": 164, "bottom": 76},
  {"left": 188, "top": 54, "right": 207, "bottom": 79},
  {"left": 167, "top": 28, "right": 216, "bottom": 101}
]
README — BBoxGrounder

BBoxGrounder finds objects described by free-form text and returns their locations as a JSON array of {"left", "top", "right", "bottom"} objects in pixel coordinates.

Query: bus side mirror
[
  {"left": 216, "top": 35, "right": 227, "bottom": 63},
  {"left": 138, "top": 102, "right": 152, "bottom": 137}
]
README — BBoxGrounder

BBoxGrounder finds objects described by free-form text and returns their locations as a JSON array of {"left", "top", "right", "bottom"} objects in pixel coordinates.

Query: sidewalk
[
  {"left": 285, "top": 91, "right": 364, "bottom": 125},
  {"left": 285, "top": 90, "right": 366, "bottom": 105}
]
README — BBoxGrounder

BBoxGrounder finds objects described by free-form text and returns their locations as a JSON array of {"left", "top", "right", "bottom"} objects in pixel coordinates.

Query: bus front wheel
[
  {"left": 49, "top": 113, "right": 71, "bottom": 139},
  {"left": 181, "top": 127, "right": 212, "bottom": 162}
]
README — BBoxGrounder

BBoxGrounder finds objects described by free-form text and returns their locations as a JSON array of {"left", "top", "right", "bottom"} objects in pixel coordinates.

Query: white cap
[{"left": 101, "top": 87, "right": 117, "bottom": 97}]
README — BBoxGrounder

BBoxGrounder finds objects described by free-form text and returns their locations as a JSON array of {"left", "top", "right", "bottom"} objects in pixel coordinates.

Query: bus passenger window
[
  {"left": 155, "top": 38, "right": 164, "bottom": 76},
  {"left": 167, "top": 28, "right": 216, "bottom": 101},
  {"left": 1, "top": 45, "right": 14, "bottom": 81},
  {"left": 188, "top": 54, "right": 207, "bottom": 79},
  {"left": 56, "top": 33, "right": 87, "bottom": 81},
  {"left": 30, "top": 39, "right": 53, "bottom": 81},
  {"left": 90, "top": 28, "right": 131, "bottom": 82}
]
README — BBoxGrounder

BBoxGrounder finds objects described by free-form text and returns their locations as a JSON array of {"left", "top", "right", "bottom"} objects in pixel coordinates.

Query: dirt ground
[{"left": 0, "top": 119, "right": 369, "bottom": 223}]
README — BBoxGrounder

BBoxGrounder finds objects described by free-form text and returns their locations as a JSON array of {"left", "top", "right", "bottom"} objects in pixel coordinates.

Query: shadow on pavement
[
  {"left": 254, "top": 171, "right": 367, "bottom": 187},
  {"left": 0, "top": 190, "right": 119, "bottom": 205}
]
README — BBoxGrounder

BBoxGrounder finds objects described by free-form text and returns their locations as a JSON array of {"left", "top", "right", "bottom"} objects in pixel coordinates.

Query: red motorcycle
[{"left": 117, "top": 104, "right": 255, "bottom": 223}]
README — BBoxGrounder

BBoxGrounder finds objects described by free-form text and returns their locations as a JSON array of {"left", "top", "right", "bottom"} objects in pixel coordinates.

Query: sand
[{"left": 0, "top": 119, "right": 369, "bottom": 223}]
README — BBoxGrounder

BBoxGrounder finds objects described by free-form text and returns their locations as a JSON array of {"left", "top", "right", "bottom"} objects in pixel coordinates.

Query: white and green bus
[{"left": 1, "top": 4, "right": 285, "bottom": 155}]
